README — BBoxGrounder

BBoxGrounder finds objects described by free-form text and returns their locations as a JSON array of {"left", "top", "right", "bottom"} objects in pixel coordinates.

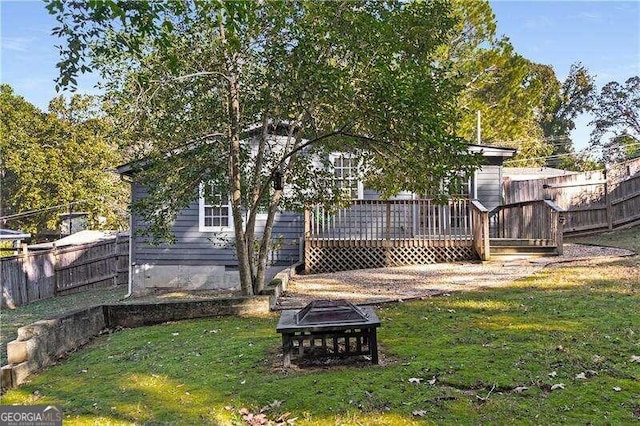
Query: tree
[
  {"left": 590, "top": 76, "right": 640, "bottom": 163},
  {"left": 533, "top": 62, "right": 596, "bottom": 169},
  {"left": 0, "top": 84, "right": 127, "bottom": 236},
  {"left": 48, "top": 1, "right": 482, "bottom": 295},
  {"left": 439, "top": 1, "right": 554, "bottom": 166}
]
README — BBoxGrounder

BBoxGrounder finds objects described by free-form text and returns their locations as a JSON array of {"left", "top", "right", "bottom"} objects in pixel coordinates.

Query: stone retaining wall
[{"left": 1, "top": 295, "right": 273, "bottom": 391}]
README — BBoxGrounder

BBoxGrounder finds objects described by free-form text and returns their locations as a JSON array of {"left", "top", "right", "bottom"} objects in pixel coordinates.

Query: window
[
  {"left": 330, "top": 153, "right": 363, "bottom": 199},
  {"left": 199, "top": 181, "right": 231, "bottom": 231}
]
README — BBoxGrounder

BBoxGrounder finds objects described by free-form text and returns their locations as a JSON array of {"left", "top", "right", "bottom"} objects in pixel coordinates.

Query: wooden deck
[
  {"left": 304, "top": 199, "right": 562, "bottom": 273},
  {"left": 304, "top": 199, "right": 486, "bottom": 273}
]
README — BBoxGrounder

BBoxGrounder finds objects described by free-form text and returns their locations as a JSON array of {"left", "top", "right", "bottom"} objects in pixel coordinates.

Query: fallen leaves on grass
[{"left": 226, "top": 404, "right": 296, "bottom": 426}]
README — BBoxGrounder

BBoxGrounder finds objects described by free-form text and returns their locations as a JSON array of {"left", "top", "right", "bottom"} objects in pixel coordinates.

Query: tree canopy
[
  {"left": 48, "top": 0, "right": 487, "bottom": 294},
  {"left": 0, "top": 84, "right": 127, "bottom": 236},
  {"left": 589, "top": 76, "right": 640, "bottom": 163},
  {"left": 441, "top": 1, "right": 597, "bottom": 168}
]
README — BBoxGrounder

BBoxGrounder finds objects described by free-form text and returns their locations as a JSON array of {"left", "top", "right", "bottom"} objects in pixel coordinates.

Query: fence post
[
  {"left": 604, "top": 169, "right": 613, "bottom": 230},
  {"left": 113, "top": 235, "right": 119, "bottom": 287},
  {"left": 52, "top": 243, "right": 59, "bottom": 295}
]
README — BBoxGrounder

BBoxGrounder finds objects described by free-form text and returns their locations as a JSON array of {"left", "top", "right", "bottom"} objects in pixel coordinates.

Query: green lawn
[
  {"left": 1, "top": 226, "right": 639, "bottom": 424},
  {"left": 0, "top": 286, "right": 128, "bottom": 364}
]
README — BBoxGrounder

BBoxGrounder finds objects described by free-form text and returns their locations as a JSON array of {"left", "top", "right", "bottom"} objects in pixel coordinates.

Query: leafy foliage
[
  {"left": 48, "top": 0, "right": 483, "bottom": 294},
  {"left": 537, "top": 63, "right": 597, "bottom": 169},
  {"left": 590, "top": 76, "right": 640, "bottom": 163},
  {"left": 441, "top": 2, "right": 597, "bottom": 169},
  {"left": 0, "top": 84, "right": 127, "bottom": 236},
  {"left": 440, "top": 1, "right": 552, "bottom": 166}
]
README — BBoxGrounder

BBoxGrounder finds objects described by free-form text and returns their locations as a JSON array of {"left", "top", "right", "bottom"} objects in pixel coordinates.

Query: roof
[
  {"left": 0, "top": 229, "right": 31, "bottom": 241},
  {"left": 503, "top": 167, "right": 578, "bottom": 181},
  {"left": 467, "top": 143, "right": 517, "bottom": 158},
  {"left": 27, "top": 230, "right": 125, "bottom": 250},
  {"left": 117, "top": 138, "right": 517, "bottom": 177}
]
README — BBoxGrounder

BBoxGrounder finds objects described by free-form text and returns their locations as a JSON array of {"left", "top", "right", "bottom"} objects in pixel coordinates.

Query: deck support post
[{"left": 471, "top": 200, "right": 490, "bottom": 261}]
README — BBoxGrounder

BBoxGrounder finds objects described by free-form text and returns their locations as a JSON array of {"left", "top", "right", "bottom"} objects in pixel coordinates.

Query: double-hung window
[
  {"left": 330, "top": 153, "right": 363, "bottom": 199},
  {"left": 199, "top": 181, "right": 231, "bottom": 232}
]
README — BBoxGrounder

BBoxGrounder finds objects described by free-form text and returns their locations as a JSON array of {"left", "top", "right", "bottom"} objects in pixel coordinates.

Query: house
[
  {"left": 117, "top": 139, "right": 515, "bottom": 296},
  {"left": 0, "top": 229, "right": 31, "bottom": 256}
]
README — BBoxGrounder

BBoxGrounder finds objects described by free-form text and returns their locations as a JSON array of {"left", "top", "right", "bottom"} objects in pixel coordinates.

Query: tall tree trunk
[
  {"left": 246, "top": 115, "right": 270, "bottom": 288},
  {"left": 228, "top": 77, "right": 252, "bottom": 296},
  {"left": 253, "top": 124, "right": 298, "bottom": 294},
  {"left": 254, "top": 189, "right": 283, "bottom": 294},
  {"left": 220, "top": 17, "right": 253, "bottom": 296}
]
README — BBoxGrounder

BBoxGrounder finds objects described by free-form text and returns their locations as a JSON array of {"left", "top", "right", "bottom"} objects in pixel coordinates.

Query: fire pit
[{"left": 276, "top": 299, "right": 380, "bottom": 367}]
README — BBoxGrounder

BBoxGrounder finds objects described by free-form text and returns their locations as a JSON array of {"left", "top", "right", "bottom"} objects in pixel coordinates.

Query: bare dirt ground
[{"left": 275, "top": 243, "right": 634, "bottom": 310}]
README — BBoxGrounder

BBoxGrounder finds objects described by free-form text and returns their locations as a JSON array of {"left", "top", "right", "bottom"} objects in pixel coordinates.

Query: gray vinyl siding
[
  {"left": 363, "top": 189, "right": 414, "bottom": 200},
  {"left": 131, "top": 184, "right": 302, "bottom": 267},
  {"left": 475, "top": 165, "right": 502, "bottom": 211},
  {"left": 130, "top": 165, "right": 502, "bottom": 268}
]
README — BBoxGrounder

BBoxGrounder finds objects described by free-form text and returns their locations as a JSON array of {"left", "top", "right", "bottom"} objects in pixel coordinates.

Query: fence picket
[{"left": 1, "top": 233, "right": 130, "bottom": 308}]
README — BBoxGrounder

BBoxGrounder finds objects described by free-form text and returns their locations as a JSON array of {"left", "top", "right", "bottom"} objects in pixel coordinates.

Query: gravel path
[{"left": 275, "top": 244, "right": 634, "bottom": 310}]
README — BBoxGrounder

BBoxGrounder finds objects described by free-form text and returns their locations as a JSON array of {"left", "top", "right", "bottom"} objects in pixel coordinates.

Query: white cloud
[
  {"left": 595, "top": 63, "right": 640, "bottom": 85},
  {"left": 523, "top": 15, "right": 554, "bottom": 29},
  {"left": 1, "top": 36, "right": 32, "bottom": 52},
  {"left": 575, "top": 11, "right": 603, "bottom": 20}
]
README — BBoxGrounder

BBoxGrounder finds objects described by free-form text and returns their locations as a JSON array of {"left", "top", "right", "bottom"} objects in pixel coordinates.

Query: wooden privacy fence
[
  {"left": 1, "top": 234, "right": 129, "bottom": 308},
  {"left": 503, "top": 165, "right": 640, "bottom": 235},
  {"left": 304, "top": 199, "right": 488, "bottom": 273}
]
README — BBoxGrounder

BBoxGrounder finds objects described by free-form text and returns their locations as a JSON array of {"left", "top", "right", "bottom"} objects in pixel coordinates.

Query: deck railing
[
  {"left": 305, "top": 199, "right": 476, "bottom": 247},
  {"left": 489, "top": 200, "right": 564, "bottom": 254}
]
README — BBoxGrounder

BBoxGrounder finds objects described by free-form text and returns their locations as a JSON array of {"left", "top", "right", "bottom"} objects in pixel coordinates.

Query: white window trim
[
  {"left": 198, "top": 182, "right": 233, "bottom": 232},
  {"left": 329, "top": 152, "right": 364, "bottom": 200}
]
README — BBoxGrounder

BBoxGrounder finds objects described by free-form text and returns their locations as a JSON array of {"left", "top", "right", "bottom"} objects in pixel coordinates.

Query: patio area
[{"left": 275, "top": 243, "right": 634, "bottom": 310}]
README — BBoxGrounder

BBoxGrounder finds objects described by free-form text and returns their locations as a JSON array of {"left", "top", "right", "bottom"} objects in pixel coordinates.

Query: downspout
[
  {"left": 124, "top": 211, "right": 133, "bottom": 298},
  {"left": 120, "top": 174, "right": 134, "bottom": 299}
]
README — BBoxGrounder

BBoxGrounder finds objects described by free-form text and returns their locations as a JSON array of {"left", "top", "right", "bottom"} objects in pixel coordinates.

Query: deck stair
[{"left": 489, "top": 238, "right": 558, "bottom": 256}]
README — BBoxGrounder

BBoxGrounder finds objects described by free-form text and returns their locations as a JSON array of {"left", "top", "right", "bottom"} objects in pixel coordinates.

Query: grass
[
  {"left": 0, "top": 287, "right": 128, "bottom": 364},
  {"left": 1, "top": 226, "right": 639, "bottom": 424}
]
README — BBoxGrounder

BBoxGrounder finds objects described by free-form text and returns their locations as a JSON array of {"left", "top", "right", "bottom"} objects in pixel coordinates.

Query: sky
[{"left": 1, "top": 0, "right": 639, "bottom": 153}]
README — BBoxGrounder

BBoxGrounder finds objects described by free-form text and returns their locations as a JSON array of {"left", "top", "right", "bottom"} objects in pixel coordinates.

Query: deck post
[
  {"left": 304, "top": 207, "right": 311, "bottom": 273},
  {"left": 604, "top": 169, "right": 613, "bottom": 230},
  {"left": 385, "top": 202, "right": 391, "bottom": 245},
  {"left": 471, "top": 200, "right": 490, "bottom": 261},
  {"left": 482, "top": 210, "right": 490, "bottom": 260},
  {"left": 555, "top": 210, "right": 564, "bottom": 256}
]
